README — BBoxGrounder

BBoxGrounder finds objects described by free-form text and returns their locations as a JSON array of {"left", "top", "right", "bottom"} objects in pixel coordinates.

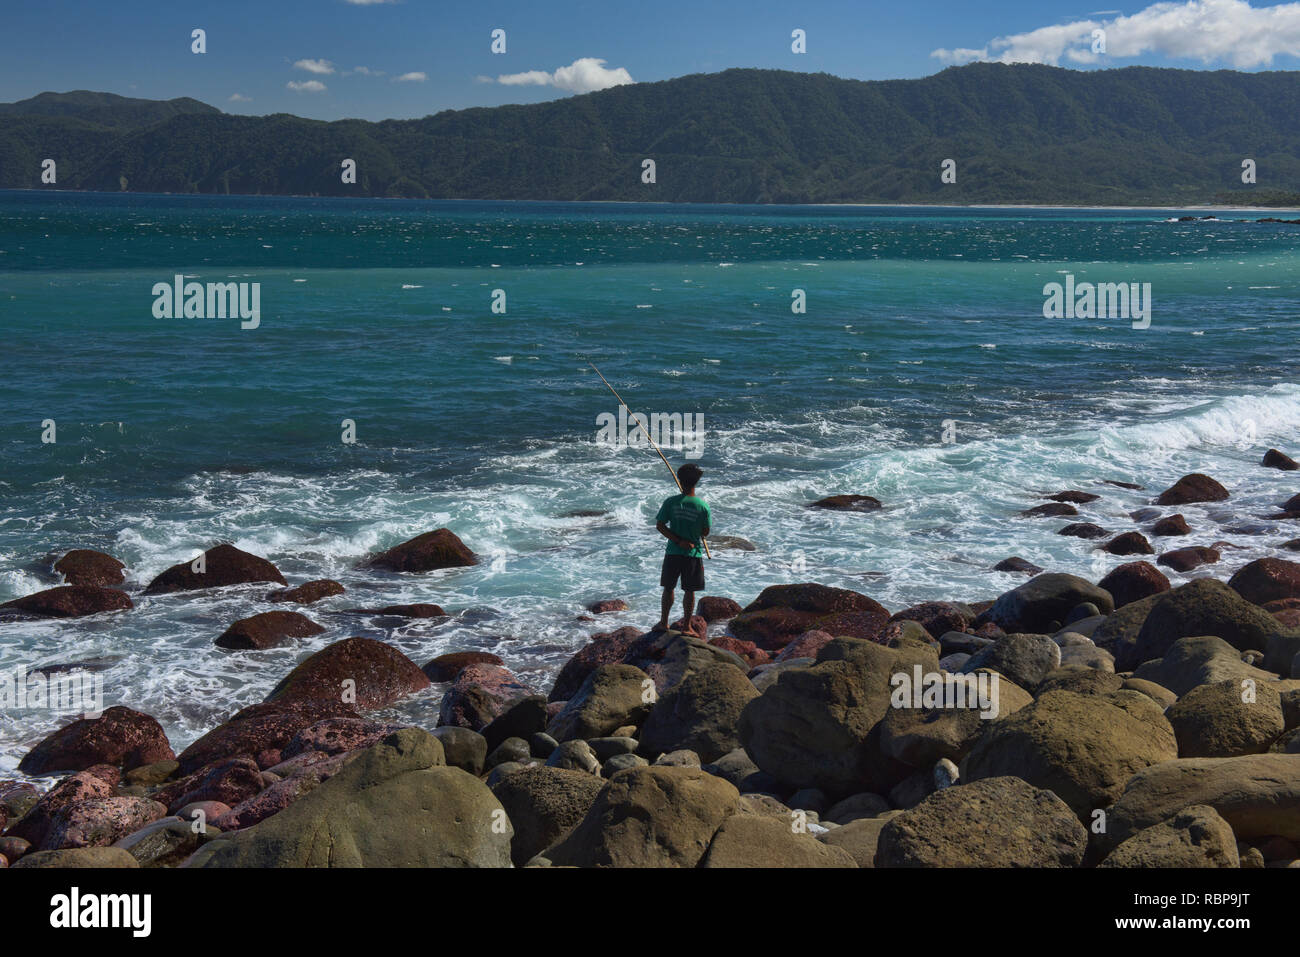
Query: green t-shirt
[{"left": 656, "top": 493, "right": 711, "bottom": 558}]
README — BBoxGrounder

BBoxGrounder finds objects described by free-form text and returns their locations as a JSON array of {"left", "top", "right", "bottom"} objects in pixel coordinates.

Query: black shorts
[{"left": 660, "top": 553, "right": 705, "bottom": 591}]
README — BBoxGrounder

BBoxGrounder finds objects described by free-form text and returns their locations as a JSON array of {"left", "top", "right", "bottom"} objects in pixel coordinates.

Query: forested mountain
[{"left": 2, "top": 65, "right": 1298, "bottom": 205}]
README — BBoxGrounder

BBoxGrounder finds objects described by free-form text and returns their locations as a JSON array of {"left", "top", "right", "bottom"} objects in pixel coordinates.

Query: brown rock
[
  {"left": 1152, "top": 514, "right": 1191, "bottom": 536},
  {"left": 1157, "top": 546, "right": 1221, "bottom": 572},
  {"left": 888, "top": 601, "right": 974, "bottom": 638},
  {"left": 43, "top": 796, "right": 167, "bottom": 850},
  {"left": 548, "top": 627, "right": 642, "bottom": 702},
  {"left": 809, "top": 495, "right": 882, "bottom": 512},
  {"left": 266, "top": 579, "right": 345, "bottom": 604},
  {"left": 361, "top": 528, "right": 476, "bottom": 572},
  {"left": 1156, "top": 473, "right": 1229, "bottom": 506},
  {"left": 1229, "top": 557, "right": 1300, "bottom": 605},
  {"left": 1046, "top": 490, "right": 1101, "bottom": 504},
  {"left": 697, "top": 596, "right": 742, "bottom": 621},
  {"left": 264, "top": 636, "right": 430, "bottom": 710},
  {"left": 438, "top": 663, "right": 537, "bottom": 731},
  {"left": 3, "top": 771, "right": 113, "bottom": 847},
  {"left": 774, "top": 630, "right": 835, "bottom": 662},
  {"left": 348, "top": 603, "right": 448, "bottom": 618},
  {"left": 18, "top": 706, "right": 174, "bottom": 776},
  {"left": 153, "top": 756, "right": 266, "bottom": 815},
  {"left": 1059, "top": 523, "right": 1108, "bottom": 539},
  {"left": 1104, "top": 531, "right": 1154, "bottom": 556},
  {"left": 1021, "top": 503, "right": 1078, "bottom": 518},
  {"left": 707, "top": 635, "right": 770, "bottom": 667},
  {"left": 176, "top": 699, "right": 360, "bottom": 774},
  {"left": 0, "top": 585, "right": 132, "bottom": 619},
  {"left": 994, "top": 557, "right": 1043, "bottom": 575},
  {"left": 422, "top": 651, "right": 505, "bottom": 682},
  {"left": 215, "top": 610, "right": 325, "bottom": 650},
  {"left": 1098, "top": 561, "right": 1171, "bottom": 609},
  {"left": 144, "top": 543, "right": 286, "bottom": 594},
  {"left": 53, "top": 549, "right": 125, "bottom": 587},
  {"left": 1262, "top": 448, "right": 1299, "bottom": 470},
  {"left": 587, "top": 599, "right": 628, "bottom": 614}
]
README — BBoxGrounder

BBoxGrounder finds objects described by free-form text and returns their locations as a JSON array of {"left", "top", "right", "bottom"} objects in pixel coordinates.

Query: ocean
[{"left": 1, "top": 190, "right": 1298, "bottom": 775}]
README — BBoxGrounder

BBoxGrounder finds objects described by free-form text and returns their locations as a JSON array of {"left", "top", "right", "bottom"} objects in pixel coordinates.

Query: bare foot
[{"left": 651, "top": 621, "right": 669, "bottom": 632}]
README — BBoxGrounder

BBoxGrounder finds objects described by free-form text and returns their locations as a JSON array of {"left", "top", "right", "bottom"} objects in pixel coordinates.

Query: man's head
[{"left": 678, "top": 464, "right": 703, "bottom": 492}]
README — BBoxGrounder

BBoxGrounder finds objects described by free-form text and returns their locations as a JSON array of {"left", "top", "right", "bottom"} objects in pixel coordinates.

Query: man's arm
[{"left": 657, "top": 521, "right": 693, "bottom": 550}]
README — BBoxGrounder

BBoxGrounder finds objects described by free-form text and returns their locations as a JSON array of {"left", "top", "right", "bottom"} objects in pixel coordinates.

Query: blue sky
[{"left": 3, "top": 0, "right": 1300, "bottom": 119}]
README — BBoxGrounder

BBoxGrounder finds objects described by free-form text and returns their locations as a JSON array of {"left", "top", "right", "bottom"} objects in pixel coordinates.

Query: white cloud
[
  {"left": 287, "top": 80, "right": 327, "bottom": 93},
  {"left": 393, "top": 71, "right": 427, "bottom": 82},
  {"left": 228, "top": 93, "right": 252, "bottom": 102},
  {"left": 347, "top": 66, "right": 384, "bottom": 76},
  {"left": 294, "top": 58, "right": 336, "bottom": 75},
  {"left": 494, "top": 57, "right": 634, "bottom": 94},
  {"left": 931, "top": 0, "right": 1300, "bottom": 69}
]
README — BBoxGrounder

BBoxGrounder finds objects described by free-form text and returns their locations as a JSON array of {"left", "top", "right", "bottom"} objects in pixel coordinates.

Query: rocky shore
[{"left": 2, "top": 455, "right": 1300, "bottom": 868}]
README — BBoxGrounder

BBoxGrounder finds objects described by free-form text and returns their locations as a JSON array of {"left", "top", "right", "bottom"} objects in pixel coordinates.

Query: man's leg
[
  {"left": 682, "top": 589, "right": 696, "bottom": 624},
  {"left": 656, "top": 587, "right": 674, "bottom": 631}
]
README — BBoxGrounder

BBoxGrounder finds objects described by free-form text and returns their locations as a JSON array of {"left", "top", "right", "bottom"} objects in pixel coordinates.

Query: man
[{"left": 653, "top": 463, "right": 710, "bottom": 632}]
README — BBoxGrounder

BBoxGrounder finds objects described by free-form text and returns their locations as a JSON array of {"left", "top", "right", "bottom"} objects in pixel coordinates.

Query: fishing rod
[{"left": 589, "top": 361, "right": 712, "bottom": 559}]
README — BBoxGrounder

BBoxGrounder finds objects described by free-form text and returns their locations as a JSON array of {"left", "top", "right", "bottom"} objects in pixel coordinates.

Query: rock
[
  {"left": 587, "top": 736, "right": 638, "bottom": 761},
  {"left": 994, "top": 557, "right": 1043, "bottom": 575},
  {"left": 3, "top": 771, "right": 114, "bottom": 847},
  {"left": 1047, "top": 490, "right": 1101, "bottom": 504},
  {"left": 1021, "top": 503, "right": 1078, "bottom": 518},
  {"left": 787, "top": 787, "right": 827, "bottom": 814},
  {"left": 490, "top": 765, "right": 605, "bottom": 866},
  {"left": 875, "top": 776, "right": 1087, "bottom": 867},
  {"left": 729, "top": 583, "right": 889, "bottom": 651},
  {"left": 1058, "top": 642, "right": 1116, "bottom": 672},
  {"left": 485, "top": 737, "right": 531, "bottom": 770},
  {"left": 1100, "top": 805, "right": 1239, "bottom": 867},
  {"left": 0, "top": 584, "right": 133, "bottom": 619},
  {"left": 43, "top": 796, "right": 167, "bottom": 850},
  {"left": 349, "top": 603, "right": 447, "bottom": 618},
  {"left": 215, "top": 610, "right": 325, "bottom": 650},
  {"left": 707, "top": 635, "right": 770, "bottom": 667},
  {"left": 53, "top": 549, "right": 126, "bottom": 587},
  {"left": 700, "top": 814, "right": 856, "bottom": 867},
  {"left": 1156, "top": 473, "right": 1229, "bottom": 506},
  {"left": 265, "top": 579, "right": 345, "bottom": 604},
  {"left": 701, "top": 748, "right": 768, "bottom": 792},
  {"left": 154, "top": 756, "right": 265, "bottom": 814},
  {"left": 653, "top": 749, "right": 702, "bottom": 768},
  {"left": 697, "top": 596, "right": 742, "bottom": 621},
  {"left": 1229, "top": 558, "right": 1300, "bottom": 605},
  {"left": 422, "top": 651, "right": 505, "bottom": 683},
  {"left": 888, "top": 601, "right": 974, "bottom": 638},
  {"left": 619, "top": 630, "right": 748, "bottom": 695},
  {"left": 637, "top": 663, "right": 758, "bottom": 763},
  {"left": 1262, "top": 448, "right": 1299, "bottom": 470},
  {"left": 0, "top": 836, "right": 31, "bottom": 862},
  {"left": 18, "top": 706, "right": 174, "bottom": 776},
  {"left": 1105, "top": 754, "right": 1300, "bottom": 849},
  {"left": 881, "top": 674, "right": 1032, "bottom": 767},
  {"left": 360, "top": 528, "right": 476, "bottom": 572},
  {"left": 548, "top": 627, "right": 642, "bottom": 701},
  {"left": 1165, "top": 679, "right": 1284, "bottom": 757},
  {"left": 1103, "top": 531, "right": 1154, "bottom": 556},
  {"left": 748, "top": 658, "right": 812, "bottom": 693},
  {"left": 1122, "top": 677, "right": 1177, "bottom": 708},
  {"left": 429, "top": 727, "right": 488, "bottom": 775},
  {"left": 823, "top": 792, "right": 892, "bottom": 825},
  {"left": 1152, "top": 514, "right": 1191, "bottom": 536},
  {"left": 12, "top": 847, "right": 139, "bottom": 868},
  {"left": 176, "top": 699, "right": 358, "bottom": 775},
  {"left": 774, "top": 630, "right": 835, "bottom": 662},
  {"left": 176, "top": 800, "right": 231, "bottom": 824},
  {"left": 544, "top": 765, "right": 740, "bottom": 868},
  {"left": 283, "top": 717, "right": 409, "bottom": 759},
  {"left": 1156, "top": 546, "right": 1221, "bottom": 572},
  {"left": 1059, "top": 523, "right": 1109, "bottom": 539},
  {"left": 587, "top": 599, "right": 628, "bottom": 614},
  {"left": 809, "top": 494, "right": 882, "bottom": 512},
  {"left": 604, "top": 753, "right": 649, "bottom": 776},
  {"left": 960, "top": 633, "right": 1061, "bottom": 690},
  {"left": 1281, "top": 539, "right": 1300, "bottom": 552},
  {"left": 144, "top": 543, "right": 286, "bottom": 594},
  {"left": 480, "top": 695, "right": 549, "bottom": 751},
  {"left": 819, "top": 811, "right": 900, "bottom": 866},
  {"left": 266, "top": 636, "right": 430, "bottom": 710},
  {"left": 125, "top": 760, "right": 179, "bottom": 787},
  {"left": 961, "top": 690, "right": 1178, "bottom": 819},
  {"left": 983, "top": 573, "right": 1114, "bottom": 634},
  {"left": 115, "top": 817, "right": 219, "bottom": 867},
  {"left": 1098, "top": 561, "right": 1171, "bottom": 609},
  {"left": 546, "top": 664, "right": 652, "bottom": 742},
  {"left": 1038, "top": 666, "right": 1124, "bottom": 700},
  {"left": 738, "top": 637, "right": 937, "bottom": 794},
  {"left": 1133, "top": 635, "right": 1278, "bottom": 698}
]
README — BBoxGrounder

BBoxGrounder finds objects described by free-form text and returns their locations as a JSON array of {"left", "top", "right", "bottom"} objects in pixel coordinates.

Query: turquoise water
[{"left": 2, "top": 191, "right": 1299, "bottom": 774}]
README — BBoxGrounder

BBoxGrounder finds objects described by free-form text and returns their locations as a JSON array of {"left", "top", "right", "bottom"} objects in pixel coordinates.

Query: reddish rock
[
  {"left": 0, "top": 837, "right": 30, "bottom": 862},
  {"left": 349, "top": 603, "right": 448, "bottom": 618},
  {"left": 437, "top": 663, "right": 537, "bottom": 731},
  {"left": 587, "top": 599, "right": 628, "bottom": 614},
  {"left": 213, "top": 761, "right": 341, "bottom": 831},
  {"left": 1098, "top": 561, "right": 1171, "bottom": 609},
  {"left": 175, "top": 801, "right": 231, "bottom": 824},
  {"left": 994, "top": 557, "right": 1043, "bottom": 575},
  {"left": 810, "top": 609, "right": 892, "bottom": 643},
  {"left": 548, "top": 626, "right": 643, "bottom": 702},
  {"left": 708, "top": 635, "right": 771, "bottom": 667},
  {"left": 1103, "top": 531, "right": 1155, "bottom": 556},
  {"left": 670, "top": 614, "right": 708, "bottom": 638},
  {"left": 1280, "top": 538, "right": 1300, "bottom": 551},
  {"left": 266, "top": 579, "right": 344, "bottom": 604},
  {"left": 154, "top": 757, "right": 265, "bottom": 815},
  {"left": 974, "top": 621, "right": 1007, "bottom": 639},
  {"left": 18, "top": 706, "right": 174, "bottom": 776},
  {"left": 3, "top": 772, "right": 113, "bottom": 847},
  {"left": 774, "top": 630, "right": 834, "bottom": 662},
  {"left": 0, "top": 585, "right": 132, "bottom": 619},
  {"left": 422, "top": 650, "right": 506, "bottom": 682},
  {"left": 1046, "top": 491, "right": 1101, "bottom": 504},
  {"left": 1228, "top": 558, "right": 1300, "bottom": 605},
  {"left": 1104, "top": 480, "right": 1144, "bottom": 490},
  {"left": 1059, "top": 523, "right": 1109, "bottom": 539},
  {"left": 726, "top": 606, "right": 824, "bottom": 650},
  {"left": 215, "top": 610, "right": 325, "bottom": 650},
  {"left": 82, "top": 765, "right": 121, "bottom": 787},
  {"left": 1262, "top": 449, "right": 1299, "bottom": 471},
  {"left": 1157, "top": 546, "right": 1221, "bottom": 572},
  {"left": 264, "top": 636, "right": 430, "bottom": 710},
  {"left": 361, "top": 528, "right": 476, "bottom": 572},
  {"left": 145, "top": 543, "right": 285, "bottom": 594},
  {"left": 1021, "top": 502, "right": 1079, "bottom": 518},
  {"left": 1156, "top": 473, "right": 1229, "bottom": 506},
  {"left": 809, "top": 494, "right": 882, "bottom": 512},
  {"left": 53, "top": 550, "right": 125, "bottom": 587},
  {"left": 175, "top": 699, "right": 359, "bottom": 775},
  {"left": 729, "top": 583, "right": 887, "bottom": 651},
  {"left": 889, "top": 601, "right": 974, "bottom": 638},
  {"left": 42, "top": 796, "right": 166, "bottom": 851},
  {"left": 1152, "top": 514, "right": 1191, "bottom": 536},
  {"left": 1274, "top": 608, "right": 1300, "bottom": 629},
  {"left": 697, "top": 596, "right": 742, "bottom": 621},
  {"left": 281, "top": 717, "right": 408, "bottom": 758}
]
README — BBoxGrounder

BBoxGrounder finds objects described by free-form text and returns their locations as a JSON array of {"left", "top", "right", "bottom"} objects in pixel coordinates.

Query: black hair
[{"left": 678, "top": 463, "right": 703, "bottom": 489}]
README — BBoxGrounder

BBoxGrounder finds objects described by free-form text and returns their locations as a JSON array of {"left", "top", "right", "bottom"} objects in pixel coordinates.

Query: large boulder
[
  {"left": 544, "top": 765, "right": 739, "bottom": 868},
  {"left": 961, "top": 690, "right": 1178, "bottom": 819},
  {"left": 1262, "top": 448, "right": 1299, "bottom": 470},
  {"left": 637, "top": 663, "right": 758, "bottom": 763},
  {"left": 422, "top": 651, "right": 504, "bottom": 682},
  {"left": 42, "top": 796, "right": 167, "bottom": 850},
  {"left": 983, "top": 573, "right": 1114, "bottom": 634},
  {"left": 11, "top": 847, "right": 139, "bottom": 868},
  {"left": 437, "top": 663, "right": 537, "bottom": 732},
  {"left": 888, "top": 602, "right": 974, "bottom": 639},
  {"left": 1133, "top": 635, "right": 1278, "bottom": 698},
  {"left": 959, "top": 633, "right": 1060, "bottom": 690},
  {"left": 738, "top": 636, "right": 936, "bottom": 794},
  {"left": 0, "top": 585, "right": 132, "bottom": 619},
  {"left": 875, "top": 776, "right": 1088, "bottom": 867},
  {"left": 176, "top": 699, "right": 358, "bottom": 774},
  {"left": 1229, "top": 558, "right": 1300, "bottom": 606},
  {"left": 1164, "top": 679, "right": 1284, "bottom": 757},
  {"left": 195, "top": 729, "right": 510, "bottom": 867},
  {"left": 818, "top": 811, "right": 901, "bottom": 866},
  {"left": 361, "top": 528, "right": 476, "bottom": 572},
  {"left": 3, "top": 771, "right": 114, "bottom": 847},
  {"left": 548, "top": 627, "right": 642, "bottom": 702},
  {"left": 215, "top": 610, "right": 325, "bottom": 650},
  {"left": 53, "top": 550, "right": 125, "bottom": 587},
  {"left": 1099, "top": 805, "right": 1239, "bottom": 868},
  {"left": 115, "top": 817, "right": 222, "bottom": 867},
  {"left": 1098, "top": 562, "right": 1170, "bottom": 609},
  {"left": 145, "top": 543, "right": 286, "bottom": 594},
  {"left": 18, "top": 706, "right": 173, "bottom": 776},
  {"left": 1104, "top": 754, "right": 1300, "bottom": 849},
  {"left": 153, "top": 756, "right": 266, "bottom": 814},
  {"left": 1103, "top": 532, "right": 1154, "bottom": 556},
  {"left": 729, "top": 583, "right": 889, "bottom": 651},
  {"left": 1156, "top": 546, "right": 1221, "bottom": 572},
  {"left": 1092, "top": 591, "right": 1165, "bottom": 664},
  {"left": 619, "top": 630, "right": 748, "bottom": 695},
  {"left": 490, "top": 765, "right": 605, "bottom": 866},
  {"left": 700, "top": 814, "right": 857, "bottom": 867},
  {"left": 697, "top": 596, "right": 742, "bottom": 621},
  {"left": 265, "top": 637, "right": 430, "bottom": 710},
  {"left": 880, "top": 674, "right": 1033, "bottom": 767},
  {"left": 1156, "top": 473, "right": 1229, "bottom": 506},
  {"left": 546, "top": 664, "right": 652, "bottom": 742}
]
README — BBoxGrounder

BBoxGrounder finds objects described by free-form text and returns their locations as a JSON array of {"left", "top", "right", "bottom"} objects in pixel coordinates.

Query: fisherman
[{"left": 653, "top": 463, "right": 711, "bottom": 632}]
